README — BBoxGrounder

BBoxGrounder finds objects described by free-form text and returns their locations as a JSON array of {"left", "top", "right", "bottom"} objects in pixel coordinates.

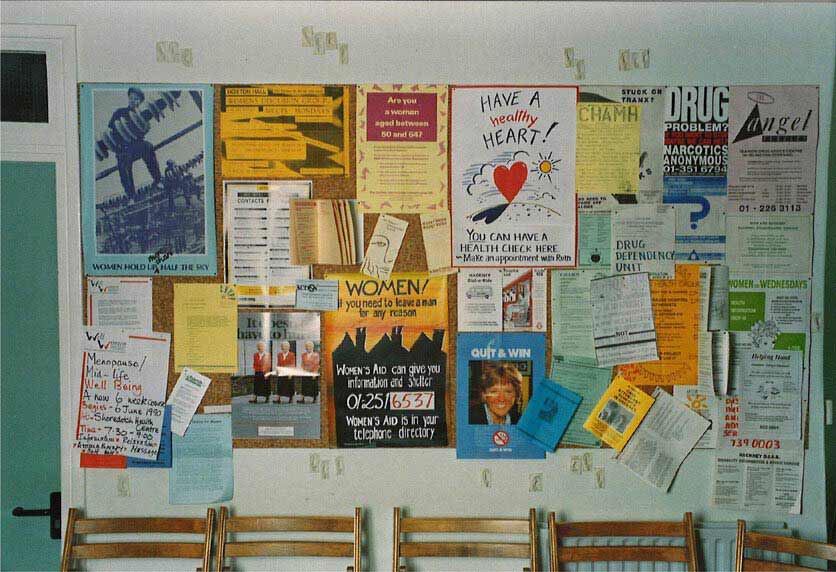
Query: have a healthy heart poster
[{"left": 451, "top": 86, "right": 578, "bottom": 267}]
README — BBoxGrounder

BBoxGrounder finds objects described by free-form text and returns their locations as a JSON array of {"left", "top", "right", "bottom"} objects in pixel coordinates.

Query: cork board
[{"left": 79, "top": 84, "right": 561, "bottom": 451}]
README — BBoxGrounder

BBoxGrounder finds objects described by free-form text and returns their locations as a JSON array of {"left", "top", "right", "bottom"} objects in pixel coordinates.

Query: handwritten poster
[
  {"left": 324, "top": 273, "right": 448, "bottom": 448},
  {"left": 219, "top": 84, "right": 350, "bottom": 178},
  {"left": 451, "top": 86, "right": 577, "bottom": 267},
  {"left": 357, "top": 84, "right": 448, "bottom": 212},
  {"left": 75, "top": 329, "right": 170, "bottom": 459}
]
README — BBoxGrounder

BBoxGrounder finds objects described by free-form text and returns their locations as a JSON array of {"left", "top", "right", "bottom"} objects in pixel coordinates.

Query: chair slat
[
  {"left": 400, "top": 541, "right": 530, "bottom": 559},
  {"left": 226, "top": 516, "right": 354, "bottom": 533},
  {"left": 72, "top": 542, "right": 204, "bottom": 559},
  {"left": 745, "top": 532, "right": 836, "bottom": 561},
  {"left": 74, "top": 517, "right": 206, "bottom": 534},
  {"left": 401, "top": 517, "right": 529, "bottom": 534},
  {"left": 742, "top": 557, "right": 819, "bottom": 572},
  {"left": 557, "top": 545, "right": 689, "bottom": 563},
  {"left": 556, "top": 521, "right": 686, "bottom": 538},
  {"left": 224, "top": 541, "right": 354, "bottom": 558}
]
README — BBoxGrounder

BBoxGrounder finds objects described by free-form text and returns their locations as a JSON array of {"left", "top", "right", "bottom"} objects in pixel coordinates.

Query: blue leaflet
[{"left": 517, "top": 380, "right": 582, "bottom": 451}]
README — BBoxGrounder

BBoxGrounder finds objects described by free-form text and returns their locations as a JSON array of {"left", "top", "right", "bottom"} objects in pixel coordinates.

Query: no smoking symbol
[{"left": 493, "top": 430, "right": 510, "bottom": 447}]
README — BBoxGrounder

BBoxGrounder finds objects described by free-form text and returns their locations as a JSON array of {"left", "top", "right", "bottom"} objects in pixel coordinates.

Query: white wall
[{"left": 2, "top": 2, "right": 833, "bottom": 570}]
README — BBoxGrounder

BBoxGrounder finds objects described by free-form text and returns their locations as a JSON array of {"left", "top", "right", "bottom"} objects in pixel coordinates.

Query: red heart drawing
[{"left": 493, "top": 161, "right": 528, "bottom": 203}]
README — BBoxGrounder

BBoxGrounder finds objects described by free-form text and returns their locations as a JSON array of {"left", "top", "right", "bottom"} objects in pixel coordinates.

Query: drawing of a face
[{"left": 369, "top": 234, "right": 393, "bottom": 262}]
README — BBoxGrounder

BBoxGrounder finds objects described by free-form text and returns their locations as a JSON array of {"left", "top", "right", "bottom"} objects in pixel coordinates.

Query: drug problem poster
[
  {"left": 324, "top": 273, "right": 448, "bottom": 448},
  {"left": 451, "top": 86, "right": 577, "bottom": 268}
]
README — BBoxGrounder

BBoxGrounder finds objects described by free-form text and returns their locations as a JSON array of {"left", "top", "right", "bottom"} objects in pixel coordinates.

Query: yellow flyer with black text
[{"left": 583, "top": 376, "right": 654, "bottom": 450}]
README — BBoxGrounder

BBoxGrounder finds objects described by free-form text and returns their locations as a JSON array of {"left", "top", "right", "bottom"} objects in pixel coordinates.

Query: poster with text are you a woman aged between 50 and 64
[
  {"left": 80, "top": 84, "right": 217, "bottom": 276},
  {"left": 451, "top": 86, "right": 578, "bottom": 268}
]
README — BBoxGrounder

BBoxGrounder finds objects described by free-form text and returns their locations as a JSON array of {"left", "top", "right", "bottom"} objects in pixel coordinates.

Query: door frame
[{"left": 1, "top": 23, "right": 85, "bottom": 536}]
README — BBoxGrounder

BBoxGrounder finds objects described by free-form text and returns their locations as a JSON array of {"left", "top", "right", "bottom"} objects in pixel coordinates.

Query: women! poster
[
  {"left": 450, "top": 86, "right": 577, "bottom": 268},
  {"left": 324, "top": 273, "right": 448, "bottom": 448}
]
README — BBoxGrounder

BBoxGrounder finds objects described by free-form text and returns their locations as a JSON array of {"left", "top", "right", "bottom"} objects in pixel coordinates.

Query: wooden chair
[
  {"left": 60, "top": 507, "right": 214, "bottom": 571},
  {"left": 735, "top": 519, "right": 836, "bottom": 571},
  {"left": 392, "top": 507, "right": 539, "bottom": 571},
  {"left": 547, "top": 512, "right": 699, "bottom": 572},
  {"left": 215, "top": 506, "right": 362, "bottom": 571}
]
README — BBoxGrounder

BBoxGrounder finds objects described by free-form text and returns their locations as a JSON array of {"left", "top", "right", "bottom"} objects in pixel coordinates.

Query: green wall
[{"left": 1, "top": 161, "right": 61, "bottom": 571}]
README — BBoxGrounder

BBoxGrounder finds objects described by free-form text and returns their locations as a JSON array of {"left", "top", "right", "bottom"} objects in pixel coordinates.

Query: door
[
  {"left": 1, "top": 24, "right": 81, "bottom": 570},
  {"left": 0, "top": 161, "right": 61, "bottom": 571}
]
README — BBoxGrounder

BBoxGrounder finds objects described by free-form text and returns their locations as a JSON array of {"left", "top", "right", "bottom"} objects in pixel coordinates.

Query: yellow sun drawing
[{"left": 531, "top": 152, "right": 561, "bottom": 182}]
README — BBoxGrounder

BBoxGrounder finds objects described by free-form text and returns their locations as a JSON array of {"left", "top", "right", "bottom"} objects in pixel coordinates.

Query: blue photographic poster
[
  {"left": 80, "top": 84, "right": 217, "bottom": 275},
  {"left": 456, "top": 332, "right": 545, "bottom": 459}
]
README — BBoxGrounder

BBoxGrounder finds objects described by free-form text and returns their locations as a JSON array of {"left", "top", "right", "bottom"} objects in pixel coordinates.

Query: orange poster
[
  {"left": 616, "top": 264, "right": 700, "bottom": 386},
  {"left": 323, "top": 273, "right": 449, "bottom": 447}
]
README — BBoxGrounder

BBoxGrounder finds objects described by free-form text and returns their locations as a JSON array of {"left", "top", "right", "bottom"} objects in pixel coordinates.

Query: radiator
[{"left": 558, "top": 521, "right": 791, "bottom": 572}]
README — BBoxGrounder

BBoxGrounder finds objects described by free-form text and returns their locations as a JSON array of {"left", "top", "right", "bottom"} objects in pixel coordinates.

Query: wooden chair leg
[{"left": 392, "top": 507, "right": 401, "bottom": 572}]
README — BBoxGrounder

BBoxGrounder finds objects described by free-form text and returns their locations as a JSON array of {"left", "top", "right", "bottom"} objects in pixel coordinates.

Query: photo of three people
[{"left": 231, "top": 312, "right": 322, "bottom": 440}]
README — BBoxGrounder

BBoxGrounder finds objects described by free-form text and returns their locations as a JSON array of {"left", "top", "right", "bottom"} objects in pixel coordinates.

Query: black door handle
[
  {"left": 12, "top": 507, "right": 50, "bottom": 517},
  {"left": 10, "top": 491, "right": 61, "bottom": 539}
]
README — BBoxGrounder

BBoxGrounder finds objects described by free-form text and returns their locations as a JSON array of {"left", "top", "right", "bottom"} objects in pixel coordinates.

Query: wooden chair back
[
  {"left": 735, "top": 519, "right": 836, "bottom": 571},
  {"left": 215, "top": 506, "right": 362, "bottom": 572},
  {"left": 547, "top": 511, "right": 699, "bottom": 572},
  {"left": 392, "top": 507, "right": 539, "bottom": 571},
  {"left": 60, "top": 507, "right": 214, "bottom": 571}
]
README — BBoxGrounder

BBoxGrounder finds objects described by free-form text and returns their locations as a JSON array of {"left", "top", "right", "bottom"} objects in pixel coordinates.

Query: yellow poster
[
  {"left": 616, "top": 264, "right": 701, "bottom": 386},
  {"left": 356, "top": 84, "right": 448, "bottom": 212},
  {"left": 220, "top": 84, "right": 350, "bottom": 178},
  {"left": 323, "top": 273, "right": 449, "bottom": 448},
  {"left": 173, "top": 283, "right": 238, "bottom": 372},
  {"left": 583, "top": 376, "right": 654, "bottom": 451},
  {"left": 575, "top": 102, "right": 641, "bottom": 194}
]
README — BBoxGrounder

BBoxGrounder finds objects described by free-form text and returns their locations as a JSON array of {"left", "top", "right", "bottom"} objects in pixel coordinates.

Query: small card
[
  {"left": 360, "top": 215, "right": 408, "bottom": 280},
  {"left": 168, "top": 368, "right": 212, "bottom": 436},
  {"left": 420, "top": 212, "right": 456, "bottom": 276},
  {"left": 296, "top": 279, "right": 339, "bottom": 311}
]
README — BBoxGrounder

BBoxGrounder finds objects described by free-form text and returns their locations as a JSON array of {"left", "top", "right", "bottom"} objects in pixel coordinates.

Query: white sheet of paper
[
  {"left": 611, "top": 205, "right": 676, "bottom": 279},
  {"left": 712, "top": 439, "right": 804, "bottom": 514},
  {"left": 726, "top": 215, "right": 813, "bottom": 277},
  {"left": 617, "top": 388, "right": 710, "bottom": 491},
  {"left": 167, "top": 367, "right": 212, "bottom": 436},
  {"left": 86, "top": 277, "right": 152, "bottom": 330},
  {"left": 590, "top": 273, "right": 658, "bottom": 366},
  {"left": 458, "top": 269, "right": 546, "bottom": 332},
  {"left": 740, "top": 350, "right": 801, "bottom": 440}
]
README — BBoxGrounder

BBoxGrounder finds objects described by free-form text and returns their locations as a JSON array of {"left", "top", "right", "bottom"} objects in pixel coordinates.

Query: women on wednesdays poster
[
  {"left": 451, "top": 86, "right": 578, "bottom": 268},
  {"left": 323, "top": 273, "right": 448, "bottom": 448}
]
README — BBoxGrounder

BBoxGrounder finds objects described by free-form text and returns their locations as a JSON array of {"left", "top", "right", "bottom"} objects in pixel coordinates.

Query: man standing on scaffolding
[{"left": 108, "top": 87, "right": 162, "bottom": 201}]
